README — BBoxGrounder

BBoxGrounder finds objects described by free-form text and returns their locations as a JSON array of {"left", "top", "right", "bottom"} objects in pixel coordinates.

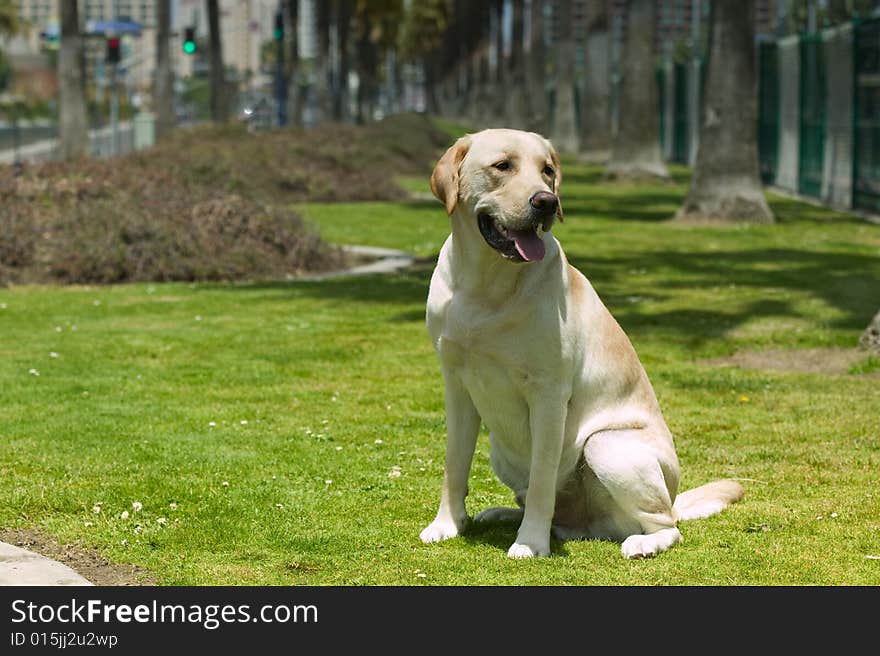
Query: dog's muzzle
[{"left": 477, "top": 213, "right": 546, "bottom": 263}]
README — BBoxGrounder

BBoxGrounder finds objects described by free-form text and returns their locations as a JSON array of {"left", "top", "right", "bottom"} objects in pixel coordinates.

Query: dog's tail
[{"left": 673, "top": 479, "right": 744, "bottom": 522}]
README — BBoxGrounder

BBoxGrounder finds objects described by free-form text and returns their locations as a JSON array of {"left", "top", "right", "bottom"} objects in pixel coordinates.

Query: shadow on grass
[
  {"left": 227, "top": 241, "right": 877, "bottom": 348},
  {"left": 461, "top": 520, "right": 570, "bottom": 557},
  {"left": 563, "top": 192, "right": 683, "bottom": 222},
  {"left": 573, "top": 246, "right": 879, "bottom": 339}
]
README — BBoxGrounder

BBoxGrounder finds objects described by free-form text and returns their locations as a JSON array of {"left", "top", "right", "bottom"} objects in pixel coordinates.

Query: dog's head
[{"left": 431, "top": 129, "right": 563, "bottom": 263}]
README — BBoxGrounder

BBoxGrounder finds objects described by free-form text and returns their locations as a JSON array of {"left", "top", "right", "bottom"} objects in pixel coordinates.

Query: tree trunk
[
  {"left": 492, "top": 0, "right": 507, "bottom": 123},
  {"left": 207, "top": 0, "right": 228, "bottom": 122},
  {"left": 314, "top": 0, "right": 331, "bottom": 122},
  {"left": 676, "top": 0, "right": 774, "bottom": 222},
  {"left": 606, "top": 0, "right": 668, "bottom": 179},
  {"left": 475, "top": 43, "right": 492, "bottom": 127},
  {"left": 509, "top": 0, "right": 528, "bottom": 129},
  {"left": 553, "top": 0, "right": 579, "bottom": 153},
  {"left": 154, "top": 0, "right": 175, "bottom": 139},
  {"left": 58, "top": 0, "right": 88, "bottom": 160},
  {"left": 424, "top": 55, "right": 440, "bottom": 116},
  {"left": 527, "top": 0, "right": 548, "bottom": 133},
  {"left": 355, "top": 10, "right": 378, "bottom": 124},
  {"left": 286, "top": 0, "right": 302, "bottom": 127},
  {"left": 334, "top": 0, "right": 353, "bottom": 122},
  {"left": 859, "top": 309, "right": 880, "bottom": 353},
  {"left": 580, "top": 0, "right": 611, "bottom": 151}
]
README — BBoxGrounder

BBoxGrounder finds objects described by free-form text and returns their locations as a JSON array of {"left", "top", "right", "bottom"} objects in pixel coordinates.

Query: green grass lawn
[{"left": 2, "top": 161, "right": 879, "bottom": 585}]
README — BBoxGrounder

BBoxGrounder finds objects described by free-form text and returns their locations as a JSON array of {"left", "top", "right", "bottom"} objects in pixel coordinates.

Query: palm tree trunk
[
  {"left": 286, "top": 0, "right": 302, "bottom": 127},
  {"left": 334, "top": 0, "right": 353, "bottom": 122},
  {"left": 491, "top": 0, "right": 506, "bottom": 123},
  {"left": 154, "top": 0, "right": 175, "bottom": 139},
  {"left": 677, "top": 0, "right": 773, "bottom": 222},
  {"left": 509, "top": 0, "right": 528, "bottom": 129},
  {"left": 58, "top": 0, "right": 89, "bottom": 160},
  {"left": 554, "top": 0, "right": 579, "bottom": 153},
  {"left": 580, "top": 0, "right": 611, "bottom": 151},
  {"left": 207, "top": 0, "right": 228, "bottom": 122},
  {"left": 606, "top": 0, "right": 668, "bottom": 179},
  {"left": 527, "top": 0, "right": 547, "bottom": 133},
  {"left": 314, "top": 0, "right": 332, "bottom": 122}
]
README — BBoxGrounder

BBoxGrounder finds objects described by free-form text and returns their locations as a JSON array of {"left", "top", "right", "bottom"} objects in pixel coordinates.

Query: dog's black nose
[{"left": 530, "top": 191, "right": 558, "bottom": 215}]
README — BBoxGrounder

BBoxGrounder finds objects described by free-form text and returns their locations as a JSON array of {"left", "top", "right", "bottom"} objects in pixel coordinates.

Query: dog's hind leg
[
  {"left": 583, "top": 430, "right": 682, "bottom": 559},
  {"left": 474, "top": 436, "right": 528, "bottom": 524},
  {"left": 474, "top": 507, "right": 524, "bottom": 523}
]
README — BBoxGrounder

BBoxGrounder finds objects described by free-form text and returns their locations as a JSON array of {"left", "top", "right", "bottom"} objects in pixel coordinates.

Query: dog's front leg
[
  {"left": 508, "top": 392, "right": 568, "bottom": 558},
  {"left": 420, "top": 373, "right": 480, "bottom": 544}
]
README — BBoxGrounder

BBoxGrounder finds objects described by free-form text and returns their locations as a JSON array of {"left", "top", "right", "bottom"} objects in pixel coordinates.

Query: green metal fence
[
  {"left": 658, "top": 21, "right": 880, "bottom": 214},
  {"left": 672, "top": 62, "right": 689, "bottom": 164},
  {"left": 854, "top": 17, "right": 880, "bottom": 213},
  {"left": 799, "top": 34, "right": 827, "bottom": 198},
  {"left": 758, "top": 41, "right": 780, "bottom": 184}
]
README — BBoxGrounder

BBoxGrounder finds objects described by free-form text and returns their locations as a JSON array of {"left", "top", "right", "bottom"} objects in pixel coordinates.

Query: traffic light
[
  {"left": 183, "top": 26, "right": 196, "bottom": 54},
  {"left": 273, "top": 12, "right": 284, "bottom": 41},
  {"left": 106, "top": 36, "right": 121, "bottom": 64}
]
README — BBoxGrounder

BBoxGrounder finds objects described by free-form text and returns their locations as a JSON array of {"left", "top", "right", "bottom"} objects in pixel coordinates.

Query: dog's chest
[{"left": 432, "top": 295, "right": 544, "bottom": 448}]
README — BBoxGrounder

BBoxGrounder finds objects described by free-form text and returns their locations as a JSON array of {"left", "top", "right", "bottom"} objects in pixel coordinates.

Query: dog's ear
[
  {"left": 431, "top": 135, "right": 471, "bottom": 215},
  {"left": 550, "top": 145, "right": 564, "bottom": 222}
]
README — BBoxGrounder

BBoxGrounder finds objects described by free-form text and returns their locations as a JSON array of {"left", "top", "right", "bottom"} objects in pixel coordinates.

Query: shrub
[{"left": 0, "top": 113, "right": 448, "bottom": 285}]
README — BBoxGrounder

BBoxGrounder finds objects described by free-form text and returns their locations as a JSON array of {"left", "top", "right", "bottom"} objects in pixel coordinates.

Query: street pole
[{"left": 110, "top": 60, "right": 119, "bottom": 156}]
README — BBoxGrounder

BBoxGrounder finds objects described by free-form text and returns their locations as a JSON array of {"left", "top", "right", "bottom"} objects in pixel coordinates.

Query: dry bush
[{"left": 0, "top": 113, "right": 448, "bottom": 285}]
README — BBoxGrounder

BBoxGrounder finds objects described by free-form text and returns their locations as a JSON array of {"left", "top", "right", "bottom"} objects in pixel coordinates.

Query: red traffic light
[{"left": 106, "top": 36, "right": 121, "bottom": 64}]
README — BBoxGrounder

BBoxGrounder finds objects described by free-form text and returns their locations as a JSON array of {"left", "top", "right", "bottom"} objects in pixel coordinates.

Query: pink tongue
[{"left": 510, "top": 229, "right": 545, "bottom": 261}]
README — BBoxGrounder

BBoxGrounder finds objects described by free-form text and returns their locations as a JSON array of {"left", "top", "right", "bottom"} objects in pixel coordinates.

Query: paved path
[{"left": 0, "top": 541, "right": 93, "bottom": 586}]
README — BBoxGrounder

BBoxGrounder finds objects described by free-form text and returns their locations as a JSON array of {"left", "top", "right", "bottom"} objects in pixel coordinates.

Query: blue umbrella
[{"left": 86, "top": 20, "right": 143, "bottom": 36}]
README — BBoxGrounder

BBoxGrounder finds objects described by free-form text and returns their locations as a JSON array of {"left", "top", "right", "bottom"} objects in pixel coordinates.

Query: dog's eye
[
  {"left": 493, "top": 161, "right": 511, "bottom": 171},
  {"left": 543, "top": 165, "right": 555, "bottom": 177}
]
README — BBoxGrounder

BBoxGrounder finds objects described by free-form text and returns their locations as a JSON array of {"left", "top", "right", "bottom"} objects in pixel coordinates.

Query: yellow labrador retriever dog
[{"left": 420, "top": 129, "right": 743, "bottom": 559}]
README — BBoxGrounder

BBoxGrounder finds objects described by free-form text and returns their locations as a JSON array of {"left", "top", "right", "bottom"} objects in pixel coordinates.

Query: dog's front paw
[
  {"left": 507, "top": 541, "right": 551, "bottom": 559},
  {"left": 420, "top": 517, "right": 466, "bottom": 544}
]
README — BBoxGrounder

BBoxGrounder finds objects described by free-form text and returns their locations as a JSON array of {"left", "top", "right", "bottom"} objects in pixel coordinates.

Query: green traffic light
[{"left": 183, "top": 41, "right": 196, "bottom": 54}]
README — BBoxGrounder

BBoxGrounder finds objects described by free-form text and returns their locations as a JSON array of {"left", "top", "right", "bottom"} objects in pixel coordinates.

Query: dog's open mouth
[{"left": 477, "top": 214, "right": 546, "bottom": 262}]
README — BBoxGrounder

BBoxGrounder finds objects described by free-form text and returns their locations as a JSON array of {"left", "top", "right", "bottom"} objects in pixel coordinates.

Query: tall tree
[
  {"left": 580, "top": 0, "right": 611, "bottom": 151},
  {"left": 352, "top": 0, "right": 403, "bottom": 123},
  {"left": 314, "top": 0, "right": 331, "bottom": 121},
  {"left": 0, "top": 0, "right": 19, "bottom": 35},
  {"left": 154, "top": 0, "right": 175, "bottom": 139},
  {"left": 354, "top": 3, "right": 377, "bottom": 123},
  {"left": 0, "top": 0, "right": 20, "bottom": 92},
  {"left": 509, "top": 0, "right": 528, "bottom": 128},
  {"left": 606, "top": 0, "right": 668, "bottom": 178},
  {"left": 491, "top": 0, "right": 506, "bottom": 122},
  {"left": 527, "top": 0, "right": 547, "bottom": 133},
  {"left": 400, "top": 0, "right": 450, "bottom": 116},
  {"left": 553, "top": 0, "right": 579, "bottom": 152},
  {"left": 206, "top": 0, "right": 228, "bottom": 122},
  {"left": 333, "top": 0, "right": 353, "bottom": 121},
  {"left": 58, "top": 0, "right": 89, "bottom": 160},
  {"left": 676, "top": 0, "right": 774, "bottom": 222},
  {"left": 286, "top": 0, "right": 302, "bottom": 126}
]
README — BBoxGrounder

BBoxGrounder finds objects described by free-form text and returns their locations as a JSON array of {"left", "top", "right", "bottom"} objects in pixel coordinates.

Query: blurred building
[{"left": 5, "top": 1, "right": 282, "bottom": 86}]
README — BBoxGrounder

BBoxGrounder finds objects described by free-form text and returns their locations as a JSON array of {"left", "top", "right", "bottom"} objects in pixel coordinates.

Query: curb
[
  {"left": 299, "top": 244, "right": 416, "bottom": 281},
  {"left": 0, "top": 541, "right": 93, "bottom": 587}
]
